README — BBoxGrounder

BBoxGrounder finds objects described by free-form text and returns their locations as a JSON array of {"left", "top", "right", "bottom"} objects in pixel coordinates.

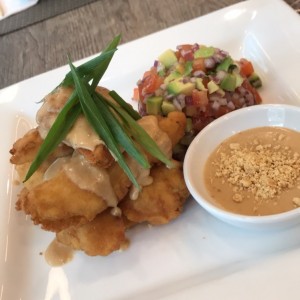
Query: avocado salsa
[{"left": 134, "top": 44, "right": 262, "bottom": 160}]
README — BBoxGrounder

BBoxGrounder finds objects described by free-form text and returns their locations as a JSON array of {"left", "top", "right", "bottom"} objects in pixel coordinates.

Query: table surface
[{"left": 0, "top": 0, "right": 298, "bottom": 90}]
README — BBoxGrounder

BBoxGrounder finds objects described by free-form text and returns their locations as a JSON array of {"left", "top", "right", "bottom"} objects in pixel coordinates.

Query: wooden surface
[{"left": 0, "top": 0, "right": 298, "bottom": 89}]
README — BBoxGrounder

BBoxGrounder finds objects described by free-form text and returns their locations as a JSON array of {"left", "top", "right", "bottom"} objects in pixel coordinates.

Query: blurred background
[{"left": 0, "top": 0, "right": 299, "bottom": 89}]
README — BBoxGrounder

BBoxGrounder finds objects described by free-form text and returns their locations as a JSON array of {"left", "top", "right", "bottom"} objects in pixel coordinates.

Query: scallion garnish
[
  {"left": 24, "top": 92, "right": 81, "bottom": 181},
  {"left": 24, "top": 34, "right": 172, "bottom": 189}
]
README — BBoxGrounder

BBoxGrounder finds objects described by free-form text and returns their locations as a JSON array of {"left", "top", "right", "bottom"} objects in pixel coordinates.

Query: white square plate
[{"left": 1, "top": 0, "right": 300, "bottom": 299}]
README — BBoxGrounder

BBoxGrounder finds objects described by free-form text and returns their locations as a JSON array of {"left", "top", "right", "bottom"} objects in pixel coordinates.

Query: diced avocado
[
  {"left": 175, "top": 63, "right": 185, "bottom": 74},
  {"left": 216, "top": 57, "right": 234, "bottom": 72},
  {"left": 164, "top": 71, "right": 181, "bottom": 84},
  {"left": 207, "top": 80, "right": 219, "bottom": 94},
  {"left": 183, "top": 61, "right": 193, "bottom": 76},
  {"left": 158, "top": 69, "right": 166, "bottom": 77},
  {"left": 167, "top": 78, "right": 195, "bottom": 95},
  {"left": 216, "top": 88, "right": 225, "bottom": 97},
  {"left": 158, "top": 49, "right": 178, "bottom": 68},
  {"left": 234, "top": 71, "right": 244, "bottom": 88},
  {"left": 220, "top": 74, "right": 236, "bottom": 92},
  {"left": 248, "top": 72, "right": 262, "bottom": 88},
  {"left": 195, "top": 78, "right": 207, "bottom": 91},
  {"left": 194, "top": 46, "right": 215, "bottom": 58},
  {"left": 185, "top": 117, "right": 193, "bottom": 133},
  {"left": 146, "top": 96, "right": 163, "bottom": 115},
  {"left": 161, "top": 101, "right": 176, "bottom": 115}
]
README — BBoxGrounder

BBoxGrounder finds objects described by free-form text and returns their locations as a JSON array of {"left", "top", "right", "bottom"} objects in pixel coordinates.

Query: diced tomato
[
  {"left": 177, "top": 44, "right": 194, "bottom": 61},
  {"left": 239, "top": 58, "right": 254, "bottom": 77},
  {"left": 192, "top": 58, "right": 206, "bottom": 72},
  {"left": 177, "top": 44, "right": 193, "bottom": 51},
  {"left": 175, "top": 51, "right": 181, "bottom": 60},
  {"left": 138, "top": 101, "right": 147, "bottom": 116},
  {"left": 202, "top": 76, "right": 210, "bottom": 88},
  {"left": 132, "top": 87, "right": 139, "bottom": 101},
  {"left": 242, "top": 79, "right": 262, "bottom": 104},
  {"left": 139, "top": 68, "right": 163, "bottom": 99},
  {"left": 191, "top": 89, "right": 209, "bottom": 107},
  {"left": 192, "top": 115, "right": 213, "bottom": 132},
  {"left": 213, "top": 106, "right": 230, "bottom": 118}
]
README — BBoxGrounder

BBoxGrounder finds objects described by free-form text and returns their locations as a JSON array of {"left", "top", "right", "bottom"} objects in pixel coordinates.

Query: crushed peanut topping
[
  {"left": 214, "top": 138, "right": 300, "bottom": 200},
  {"left": 293, "top": 197, "right": 300, "bottom": 207},
  {"left": 205, "top": 127, "right": 300, "bottom": 216}
]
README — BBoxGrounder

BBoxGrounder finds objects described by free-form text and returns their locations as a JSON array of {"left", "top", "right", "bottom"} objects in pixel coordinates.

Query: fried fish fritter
[
  {"left": 56, "top": 209, "right": 129, "bottom": 256},
  {"left": 55, "top": 163, "right": 189, "bottom": 256},
  {"left": 120, "top": 164, "right": 189, "bottom": 225},
  {"left": 10, "top": 85, "right": 190, "bottom": 258}
]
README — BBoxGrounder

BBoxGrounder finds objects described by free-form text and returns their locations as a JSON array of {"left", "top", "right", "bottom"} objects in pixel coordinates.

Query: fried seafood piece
[
  {"left": 36, "top": 85, "right": 114, "bottom": 169},
  {"left": 56, "top": 209, "right": 129, "bottom": 256},
  {"left": 9, "top": 128, "right": 72, "bottom": 165},
  {"left": 15, "top": 157, "right": 133, "bottom": 232},
  {"left": 10, "top": 128, "right": 73, "bottom": 190},
  {"left": 16, "top": 170, "right": 108, "bottom": 232},
  {"left": 157, "top": 111, "right": 186, "bottom": 147},
  {"left": 120, "top": 163, "right": 190, "bottom": 225},
  {"left": 77, "top": 145, "right": 113, "bottom": 169},
  {"left": 107, "top": 161, "right": 132, "bottom": 200},
  {"left": 137, "top": 112, "right": 186, "bottom": 164}
]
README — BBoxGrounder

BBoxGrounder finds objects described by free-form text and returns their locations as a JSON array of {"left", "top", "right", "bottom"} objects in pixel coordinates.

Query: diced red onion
[
  {"left": 138, "top": 101, "right": 147, "bottom": 116},
  {"left": 193, "top": 70, "right": 205, "bottom": 77},
  {"left": 173, "top": 98, "right": 183, "bottom": 111},
  {"left": 239, "top": 97, "right": 246, "bottom": 105},
  {"left": 245, "top": 93, "right": 254, "bottom": 105},
  {"left": 213, "top": 53, "right": 225, "bottom": 63},
  {"left": 211, "top": 101, "right": 220, "bottom": 111},
  {"left": 185, "top": 96, "right": 193, "bottom": 105},
  {"left": 192, "top": 43, "right": 200, "bottom": 51},
  {"left": 160, "top": 83, "right": 167, "bottom": 90},
  {"left": 237, "top": 86, "right": 247, "bottom": 95},
  {"left": 218, "top": 98, "right": 227, "bottom": 106},
  {"left": 154, "top": 60, "right": 159, "bottom": 68},
  {"left": 166, "top": 94, "right": 174, "bottom": 100},
  {"left": 227, "top": 101, "right": 235, "bottom": 110},
  {"left": 232, "top": 93, "right": 239, "bottom": 100},
  {"left": 204, "top": 57, "right": 216, "bottom": 69},
  {"left": 177, "top": 94, "right": 185, "bottom": 102},
  {"left": 209, "top": 95, "right": 222, "bottom": 102},
  {"left": 216, "top": 70, "right": 226, "bottom": 81},
  {"left": 220, "top": 50, "right": 229, "bottom": 57}
]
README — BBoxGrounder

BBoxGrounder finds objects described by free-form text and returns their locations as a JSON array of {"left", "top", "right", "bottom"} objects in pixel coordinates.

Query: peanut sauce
[
  {"left": 44, "top": 153, "right": 118, "bottom": 207},
  {"left": 205, "top": 127, "right": 300, "bottom": 216},
  {"left": 44, "top": 238, "right": 74, "bottom": 267}
]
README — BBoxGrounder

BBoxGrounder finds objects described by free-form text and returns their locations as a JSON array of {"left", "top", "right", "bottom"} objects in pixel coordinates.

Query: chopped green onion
[
  {"left": 102, "top": 93, "right": 173, "bottom": 167},
  {"left": 108, "top": 90, "right": 141, "bottom": 121},
  {"left": 93, "top": 92, "right": 149, "bottom": 169},
  {"left": 62, "top": 35, "right": 121, "bottom": 88},
  {"left": 24, "top": 93, "right": 81, "bottom": 181},
  {"left": 24, "top": 34, "right": 172, "bottom": 189},
  {"left": 68, "top": 58, "right": 141, "bottom": 189}
]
